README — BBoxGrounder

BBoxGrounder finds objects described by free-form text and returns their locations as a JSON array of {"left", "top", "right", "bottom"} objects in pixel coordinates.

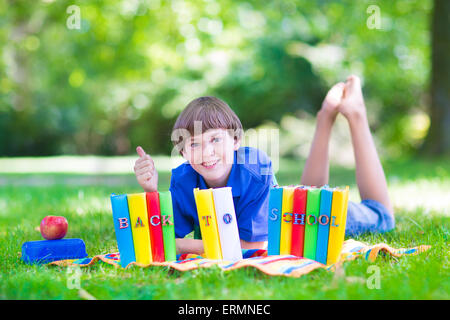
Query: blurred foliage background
[{"left": 0, "top": 0, "right": 447, "bottom": 159}]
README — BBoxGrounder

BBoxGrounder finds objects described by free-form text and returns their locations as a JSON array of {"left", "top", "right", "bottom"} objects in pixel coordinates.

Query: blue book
[
  {"left": 22, "top": 238, "right": 88, "bottom": 264},
  {"left": 315, "top": 187, "right": 333, "bottom": 264},
  {"left": 267, "top": 187, "right": 283, "bottom": 255},
  {"left": 110, "top": 194, "right": 136, "bottom": 268}
]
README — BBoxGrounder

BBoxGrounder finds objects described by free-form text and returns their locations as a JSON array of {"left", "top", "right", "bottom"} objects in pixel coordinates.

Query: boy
[
  {"left": 134, "top": 96, "right": 276, "bottom": 254},
  {"left": 134, "top": 76, "right": 395, "bottom": 255},
  {"left": 301, "top": 75, "right": 395, "bottom": 236}
]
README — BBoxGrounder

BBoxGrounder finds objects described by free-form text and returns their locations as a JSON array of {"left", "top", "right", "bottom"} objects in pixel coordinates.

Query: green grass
[{"left": 0, "top": 157, "right": 449, "bottom": 300}]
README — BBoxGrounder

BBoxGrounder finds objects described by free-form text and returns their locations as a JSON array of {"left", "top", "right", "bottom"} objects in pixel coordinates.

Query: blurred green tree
[
  {"left": 0, "top": 0, "right": 438, "bottom": 158},
  {"left": 422, "top": 0, "right": 450, "bottom": 155}
]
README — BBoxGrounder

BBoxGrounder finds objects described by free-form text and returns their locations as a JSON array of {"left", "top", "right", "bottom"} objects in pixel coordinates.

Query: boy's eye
[
  {"left": 190, "top": 142, "right": 200, "bottom": 148},
  {"left": 212, "top": 137, "right": 221, "bottom": 143}
]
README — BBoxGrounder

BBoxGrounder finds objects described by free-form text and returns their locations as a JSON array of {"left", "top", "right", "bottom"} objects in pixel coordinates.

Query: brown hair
[{"left": 171, "top": 96, "right": 243, "bottom": 154}]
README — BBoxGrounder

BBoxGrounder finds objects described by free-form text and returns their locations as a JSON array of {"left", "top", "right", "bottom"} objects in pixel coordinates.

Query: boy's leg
[
  {"left": 301, "top": 83, "right": 345, "bottom": 187},
  {"left": 339, "top": 75, "right": 394, "bottom": 215}
]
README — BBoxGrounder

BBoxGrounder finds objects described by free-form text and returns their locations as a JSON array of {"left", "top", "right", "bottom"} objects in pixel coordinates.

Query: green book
[
  {"left": 159, "top": 191, "right": 177, "bottom": 261},
  {"left": 303, "top": 188, "right": 321, "bottom": 260}
]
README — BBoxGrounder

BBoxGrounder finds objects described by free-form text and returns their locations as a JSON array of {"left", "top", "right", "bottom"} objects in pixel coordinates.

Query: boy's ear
[
  {"left": 180, "top": 148, "right": 187, "bottom": 160},
  {"left": 233, "top": 137, "right": 241, "bottom": 151}
]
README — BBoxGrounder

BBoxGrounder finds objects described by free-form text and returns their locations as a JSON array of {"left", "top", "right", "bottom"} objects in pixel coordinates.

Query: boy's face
[{"left": 181, "top": 128, "right": 241, "bottom": 188}]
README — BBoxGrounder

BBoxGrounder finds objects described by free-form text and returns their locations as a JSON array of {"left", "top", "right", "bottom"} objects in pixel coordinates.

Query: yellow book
[
  {"left": 127, "top": 193, "right": 153, "bottom": 265},
  {"left": 193, "top": 188, "right": 223, "bottom": 260},
  {"left": 279, "top": 187, "right": 295, "bottom": 255},
  {"left": 326, "top": 186, "right": 349, "bottom": 265}
]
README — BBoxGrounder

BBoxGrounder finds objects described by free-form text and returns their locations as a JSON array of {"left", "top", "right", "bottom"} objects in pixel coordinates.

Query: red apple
[{"left": 40, "top": 216, "right": 68, "bottom": 240}]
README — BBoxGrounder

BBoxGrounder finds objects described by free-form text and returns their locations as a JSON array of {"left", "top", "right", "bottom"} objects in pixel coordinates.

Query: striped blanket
[{"left": 48, "top": 239, "right": 431, "bottom": 277}]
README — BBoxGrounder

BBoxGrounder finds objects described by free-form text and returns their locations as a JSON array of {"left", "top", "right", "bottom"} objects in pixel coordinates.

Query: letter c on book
[
  {"left": 283, "top": 212, "right": 292, "bottom": 223},
  {"left": 150, "top": 215, "right": 161, "bottom": 226}
]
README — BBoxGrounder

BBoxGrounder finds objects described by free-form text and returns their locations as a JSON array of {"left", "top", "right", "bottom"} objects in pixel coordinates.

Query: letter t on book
[
  {"left": 110, "top": 194, "right": 136, "bottom": 268},
  {"left": 212, "top": 187, "right": 242, "bottom": 261},
  {"left": 193, "top": 188, "right": 223, "bottom": 260}
]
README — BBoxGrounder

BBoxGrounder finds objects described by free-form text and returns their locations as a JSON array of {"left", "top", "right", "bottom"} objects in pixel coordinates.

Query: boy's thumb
[{"left": 136, "top": 146, "right": 146, "bottom": 158}]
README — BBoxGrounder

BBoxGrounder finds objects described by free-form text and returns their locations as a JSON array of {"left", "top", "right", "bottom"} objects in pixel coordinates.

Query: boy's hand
[
  {"left": 134, "top": 146, "right": 158, "bottom": 192},
  {"left": 338, "top": 75, "right": 367, "bottom": 121},
  {"left": 319, "top": 82, "right": 345, "bottom": 121}
]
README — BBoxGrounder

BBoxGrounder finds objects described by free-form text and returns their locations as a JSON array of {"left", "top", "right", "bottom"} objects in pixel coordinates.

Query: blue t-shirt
[{"left": 169, "top": 147, "right": 277, "bottom": 242}]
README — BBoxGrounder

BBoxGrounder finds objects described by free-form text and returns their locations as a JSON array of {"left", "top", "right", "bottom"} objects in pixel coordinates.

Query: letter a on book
[
  {"left": 193, "top": 188, "right": 223, "bottom": 260},
  {"left": 127, "top": 193, "right": 153, "bottom": 265},
  {"left": 110, "top": 194, "right": 136, "bottom": 268},
  {"left": 212, "top": 187, "right": 242, "bottom": 261}
]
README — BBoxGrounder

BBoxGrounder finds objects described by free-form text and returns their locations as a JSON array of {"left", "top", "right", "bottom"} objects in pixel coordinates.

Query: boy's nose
[{"left": 202, "top": 142, "right": 215, "bottom": 157}]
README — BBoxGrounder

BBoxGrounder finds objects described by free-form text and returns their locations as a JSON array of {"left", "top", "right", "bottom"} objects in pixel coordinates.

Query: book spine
[
  {"left": 291, "top": 187, "right": 307, "bottom": 257},
  {"left": 315, "top": 188, "right": 333, "bottom": 264},
  {"left": 146, "top": 192, "right": 165, "bottom": 262},
  {"left": 212, "top": 187, "right": 242, "bottom": 261},
  {"left": 326, "top": 187, "right": 349, "bottom": 265},
  {"left": 267, "top": 187, "right": 283, "bottom": 255},
  {"left": 279, "top": 187, "right": 295, "bottom": 255},
  {"left": 127, "top": 193, "right": 153, "bottom": 265},
  {"left": 193, "top": 188, "right": 223, "bottom": 260},
  {"left": 158, "top": 191, "right": 177, "bottom": 261},
  {"left": 110, "top": 194, "right": 136, "bottom": 268},
  {"left": 303, "top": 188, "right": 321, "bottom": 260}
]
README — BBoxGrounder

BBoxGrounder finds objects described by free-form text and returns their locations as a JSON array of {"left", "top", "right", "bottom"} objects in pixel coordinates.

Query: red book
[
  {"left": 146, "top": 192, "right": 165, "bottom": 262},
  {"left": 291, "top": 187, "right": 308, "bottom": 257}
]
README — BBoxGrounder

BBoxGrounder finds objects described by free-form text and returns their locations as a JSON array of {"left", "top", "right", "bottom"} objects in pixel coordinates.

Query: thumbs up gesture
[{"left": 134, "top": 146, "right": 158, "bottom": 192}]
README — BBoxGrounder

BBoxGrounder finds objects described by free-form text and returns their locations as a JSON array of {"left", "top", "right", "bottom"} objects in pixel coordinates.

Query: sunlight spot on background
[{"left": 68, "top": 69, "right": 85, "bottom": 87}]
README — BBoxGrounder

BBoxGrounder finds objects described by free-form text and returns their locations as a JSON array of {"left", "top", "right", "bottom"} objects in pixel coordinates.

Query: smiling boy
[{"left": 134, "top": 96, "right": 276, "bottom": 254}]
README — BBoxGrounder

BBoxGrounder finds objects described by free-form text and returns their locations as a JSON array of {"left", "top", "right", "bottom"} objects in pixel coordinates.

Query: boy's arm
[
  {"left": 240, "top": 239, "right": 266, "bottom": 250},
  {"left": 175, "top": 238, "right": 204, "bottom": 255}
]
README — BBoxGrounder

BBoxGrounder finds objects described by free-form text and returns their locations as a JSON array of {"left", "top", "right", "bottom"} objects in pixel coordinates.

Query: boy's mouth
[{"left": 201, "top": 159, "right": 219, "bottom": 169}]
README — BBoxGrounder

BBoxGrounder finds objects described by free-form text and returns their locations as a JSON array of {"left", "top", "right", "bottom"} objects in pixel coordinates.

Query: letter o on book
[
  {"left": 223, "top": 213, "right": 232, "bottom": 224},
  {"left": 306, "top": 214, "right": 317, "bottom": 225},
  {"left": 318, "top": 214, "right": 329, "bottom": 225}
]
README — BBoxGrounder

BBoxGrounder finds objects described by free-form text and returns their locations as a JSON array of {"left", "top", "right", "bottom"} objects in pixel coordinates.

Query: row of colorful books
[
  {"left": 268, "top": 185, "right": 349, "bottom": 265},
  {"left": 110, "top": 192, "right": 176, "bottom": 268},
  {"left": 193, "top": 187, "right": 243, "bottom": 261}
]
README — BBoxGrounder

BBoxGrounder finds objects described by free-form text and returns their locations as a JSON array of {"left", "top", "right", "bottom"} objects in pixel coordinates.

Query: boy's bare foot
[
  {"left": 319, "top": 82, "right": 345, "bottom": 121},
  {"left": 339, "top": 75, "right": 367, "bottom": 121}
]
